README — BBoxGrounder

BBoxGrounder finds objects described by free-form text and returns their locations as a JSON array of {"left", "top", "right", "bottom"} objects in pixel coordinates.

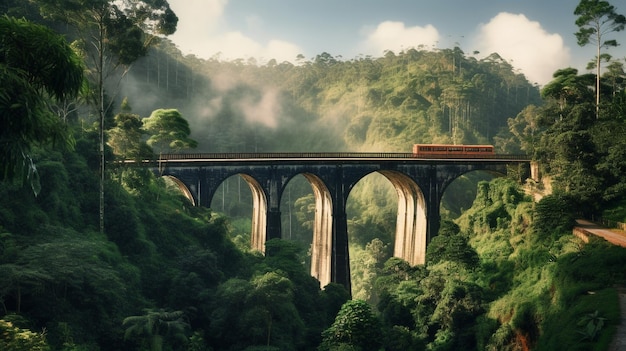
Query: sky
[{"left": 165, "top": 0, "right": 626, "bottom": 86}]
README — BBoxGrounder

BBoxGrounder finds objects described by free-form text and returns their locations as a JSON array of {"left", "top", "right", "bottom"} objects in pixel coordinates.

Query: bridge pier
[
  {"left": 427, "top": 178, "right": 442, "bottom": 245},
  {"left": 266, "top": 210, "right": 282, "bottom": 240},
  {"left": 266, "top": 169, "right": 283, "bottom": 240},
  {"left": 305, "top": 174, "right": 334, "bottom": 290},
  {"left": 330, "top": 166, "right": 351, "bottom": 292},
  {"left": 331, "top": 211, "right": 350, "bottom": 291}
]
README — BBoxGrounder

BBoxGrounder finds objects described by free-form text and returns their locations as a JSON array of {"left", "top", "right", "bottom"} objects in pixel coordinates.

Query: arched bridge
[{"left": 141, "top": 152, "right": 532, "bottom": 292}]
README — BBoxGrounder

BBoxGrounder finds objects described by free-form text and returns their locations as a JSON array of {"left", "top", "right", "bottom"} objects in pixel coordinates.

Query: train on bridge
[
  {"left": 412, "top": 144, "right": 495, "bottom": 158},
  {"left": 150, "top": 144, "right": 504, "bottom": 162}
]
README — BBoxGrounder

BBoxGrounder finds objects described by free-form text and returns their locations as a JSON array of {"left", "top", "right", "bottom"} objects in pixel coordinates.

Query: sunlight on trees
[
  {"left": 108, "top": 99, "right": 153, "bottom": 161},
  {"left": 320, "top": 299, "right": 382, "bottom": 351},
  {"left": 574, "top": 0, "right": 626, "bottom": 117},
  {"left": 143, "top": 109, "right": 198, "bottom": 154},
  {"left": 0, "top": 318, "right": 49, "bottom": 351}
]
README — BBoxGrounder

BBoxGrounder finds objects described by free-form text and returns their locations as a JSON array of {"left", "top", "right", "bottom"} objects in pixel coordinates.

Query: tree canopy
[
  {"left": 574, "top": 0, "right": 626, "bottom": 116},
  {"left": 143, "top": 108, "right": 198, "bottom": 153},
  {"left": 0, "top": 15, "right": 83, "bottom": 184}
]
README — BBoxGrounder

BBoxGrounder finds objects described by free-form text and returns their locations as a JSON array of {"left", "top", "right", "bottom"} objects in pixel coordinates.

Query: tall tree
[
  {"left": 604, "top": 60, "right": 626, "bottom": 98},
  {"left": 541, "top": 68, "right": 594, "bottom": 115},
  {"left": 107, "top": 99, "right": 153, "bottom": 161},
  {"left": 574, "top": 0, "right": 626, "bottom": 118},
  {"left": 319, "top": 299, "right": 382, "bottom": 351},
  {"left": 143, "top": 109, "right": 198, "bottom": 154},
  {"left": 107, "top": 99, "right": 154, "bottom": 191},
  {"left": 0, "top": 16, "right": 83, "bottom": 188},
  {"left": 32, "top": 0, "right": 178, "bottom": 234},
  {"left": 243, "top": 272, "right": 304, "bottom": 349}
]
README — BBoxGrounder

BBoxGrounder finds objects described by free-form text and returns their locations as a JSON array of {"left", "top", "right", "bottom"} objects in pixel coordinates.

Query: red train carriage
[{"left": 412, "top": 144, "right": 495, "bottom": 158}]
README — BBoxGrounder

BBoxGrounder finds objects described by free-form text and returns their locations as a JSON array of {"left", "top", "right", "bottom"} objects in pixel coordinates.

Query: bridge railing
[
  {"left": 153, "top": 152, "right": 531, "bottom": 160},
  {"left": 589, "top": 215, "right": 626, "bottom": 231}
]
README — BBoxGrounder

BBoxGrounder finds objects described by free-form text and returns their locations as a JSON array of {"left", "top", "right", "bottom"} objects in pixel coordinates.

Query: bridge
[{"left": 142, "top": 152, "right": 532, "bottom": 292}]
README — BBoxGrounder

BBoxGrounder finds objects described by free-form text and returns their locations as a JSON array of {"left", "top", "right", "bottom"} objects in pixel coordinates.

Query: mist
[{"left": 116, "top": 50, "right": 348, "bottom": 153}]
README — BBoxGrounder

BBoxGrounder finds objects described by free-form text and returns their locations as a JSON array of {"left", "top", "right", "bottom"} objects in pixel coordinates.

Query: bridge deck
[
  {"left": 141, "top": 152, "right": 530, "bottom": 163},
  {"left": 159, "top": 152, "right": 530, "bottom": 161}
]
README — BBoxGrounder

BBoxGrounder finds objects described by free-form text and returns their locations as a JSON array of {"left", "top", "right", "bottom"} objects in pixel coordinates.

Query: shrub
[
  {"left": 0, "top": 318, "right": 49, "bottom": 351},
  {"left": 533, "top": 194, "right": 575, "bottom": 238},
  {"left": 319, "top": 300, "right": 382, "bottom": 351}
]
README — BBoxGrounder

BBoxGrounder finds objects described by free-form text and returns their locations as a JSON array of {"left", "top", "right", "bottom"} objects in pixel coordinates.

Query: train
[{"left": 412, "top": 144, "right": 495, "bottom": 157}]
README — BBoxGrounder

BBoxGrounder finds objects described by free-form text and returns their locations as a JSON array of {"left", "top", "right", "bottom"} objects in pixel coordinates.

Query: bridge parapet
[{"left": 152, "top": 152, "right": 531, "bottom": 161}]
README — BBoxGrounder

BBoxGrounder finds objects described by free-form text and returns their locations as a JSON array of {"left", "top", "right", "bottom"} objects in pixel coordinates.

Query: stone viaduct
[{"left": 146, "top": 152, "right": 531, "bottom": 292}]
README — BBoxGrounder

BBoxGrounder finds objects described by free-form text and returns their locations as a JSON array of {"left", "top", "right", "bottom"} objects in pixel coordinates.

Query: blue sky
[{"left": 166, "top": 0, "right": 626, "bottom": 85}]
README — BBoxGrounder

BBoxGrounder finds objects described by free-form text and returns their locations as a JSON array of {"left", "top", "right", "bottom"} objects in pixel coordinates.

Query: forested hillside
[
  {"left": 120, "top": 40, "right": 541, "bottom": 153},
  {"left": 3, "top": 0, "right": 626, "bottom": 350}
]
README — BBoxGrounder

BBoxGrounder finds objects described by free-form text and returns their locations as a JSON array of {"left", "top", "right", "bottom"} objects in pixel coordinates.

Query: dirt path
[
  {"left": 574, "top": 220, "right": 626, "bottom": 350},
  {"left": 574, "top": 219, "right": 626, "bottom": 248}
]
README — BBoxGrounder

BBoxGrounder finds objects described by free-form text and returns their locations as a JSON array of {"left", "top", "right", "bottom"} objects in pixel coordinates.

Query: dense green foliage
[
  {"left": 535, "top": 65, "right": 626, "bottom": 214},
  {"left": 143, "top": 109, "right": 198, "bottom": 153},
  {"left": 121, "top": 42, "right": 541, "bottom": 154},
  {"left": 3, "top": 0, "right": 626, "bottom": 350},
  {"left": 0, "top": 130, "right": 348, "bottom": 350},
  {"left": 0, "top": 15, "right": 83, "bottom": 183},
  {"left": 365, "top": 179, "right": 626, "bottom": 350},
  {"left": 0, "top": 316, "right": 49, "bottom": 351},
  {"left": 319, "top": 299, "right": 382, "bottom": 351}
]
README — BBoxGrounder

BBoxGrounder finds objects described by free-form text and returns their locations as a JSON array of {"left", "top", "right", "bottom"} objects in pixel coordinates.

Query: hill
[{"left": 120, "top": 42, "right": 541, "bottom": 154}]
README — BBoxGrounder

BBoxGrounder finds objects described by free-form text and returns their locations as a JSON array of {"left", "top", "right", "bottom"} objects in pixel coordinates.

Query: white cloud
[
  {"left": 166, "top": 0, "right": 302, "bottom": 63},
  {"left": 167, "top": 0, "right": 226, "bottom": 47},
  {"left": 362, "top": 21, "right": 440, "bottom": 55},
  {"left": 473, "top": 12, "right": 570, "bottom": 85}
]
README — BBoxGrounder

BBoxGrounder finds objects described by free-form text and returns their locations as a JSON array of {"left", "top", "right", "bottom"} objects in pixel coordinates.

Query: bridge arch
[
  {"left": 162, "top": 175, "right": 196, "bottom": 206},
  {"left": 238, "top": 174, "right": 268, "bottom": 253},
  {"left": 377, "top": 170, "right": 427, "bottom": 266},
  {"left": 438, "top": 168, "right": 508, "bottom": 218},
  {"left": 205, "top": 173, "right": 268, "bottom": 253},
  {"left": 297, "top": 173, "right": 333, "bottom": 288},
  {"left": 440, "top": 169, "right": 506, "bottom": 196}
]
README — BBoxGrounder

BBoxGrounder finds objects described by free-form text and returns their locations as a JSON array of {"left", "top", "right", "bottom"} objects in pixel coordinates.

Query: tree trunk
[
  {"left": 151, "top": 334, "right": 163, "bottom": 351},
  {"left": 99, "top": 20, "right": 106, "bottom": 235},
  {"left": 16, "top": 284, "right": 21, "bottom": 313},
  {"left": 266, "top": 314, "right": 272, "bottom": 348}
]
